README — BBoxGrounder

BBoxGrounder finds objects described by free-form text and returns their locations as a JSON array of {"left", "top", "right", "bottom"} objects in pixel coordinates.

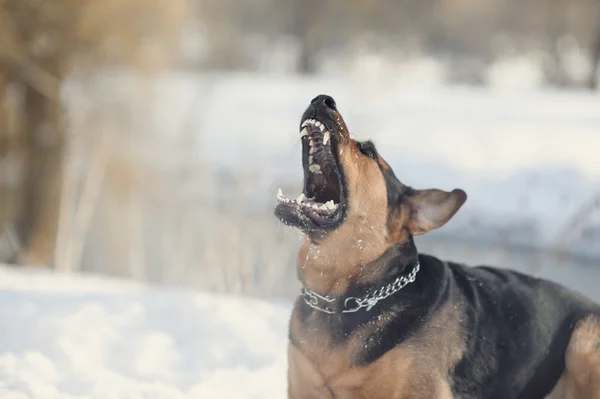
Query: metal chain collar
[{"left": 300, "top": 262, "right": 420, "bottom": 314}]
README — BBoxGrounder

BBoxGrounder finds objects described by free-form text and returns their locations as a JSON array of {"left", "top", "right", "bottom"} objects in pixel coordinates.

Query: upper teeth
[
  {"left": 301, "top": 119, "right": 327, "bottom": 134},
  {"left": 302, "top": 119, "right": 323, "bottom": 130},
  {"left": 309, "top": 164, "right": 322, "bottom": 174},
  {"left": 323, "top": 131, "right": 330, "bottom": 146}
]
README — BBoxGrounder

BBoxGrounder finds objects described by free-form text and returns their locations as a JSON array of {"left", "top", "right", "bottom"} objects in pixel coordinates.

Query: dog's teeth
[
  {"left": 323, "top": 131, "right": 330, "bottom": 146},
  {"left": 296, "top": 194, "right": 306, "bottom": 203},
  {"left": 309, "top": 164, "right": 321, "bottom": 173},
  {"left": 312, "top": 204, "right": 319, "bottom": 210},
  {"left": 315, "top": 121, "right": 322, "bottom": 128},
  {"left": 300, "top": 127, "right": 308, "bottom": 138},
  {"left": 277, "top": 188, "right": 284, "bottom": 199},
  {"left": 319, "top": 204, "right": 328, "bottom": 210},
  {"left": 325, "top": 200, "right": 336, "bottom": 210},
  {"left": 308, "top": 156, "right": 313, "bottom": 164},
  {"left": 309, "top": 146, "right": 316, "bottom": 154}
]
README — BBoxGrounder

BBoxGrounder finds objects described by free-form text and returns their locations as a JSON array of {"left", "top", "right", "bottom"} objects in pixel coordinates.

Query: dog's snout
[{"left": 311, "top": 94, "right": 337, "bottom": 111}]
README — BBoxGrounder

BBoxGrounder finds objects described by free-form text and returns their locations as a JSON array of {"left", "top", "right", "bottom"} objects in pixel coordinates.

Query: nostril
[
  {"left": 323, "top": 96, "right": 336, "bottom": 110},
  {"left": 311, "top": 94, "right": 337, "bottom": 110}
]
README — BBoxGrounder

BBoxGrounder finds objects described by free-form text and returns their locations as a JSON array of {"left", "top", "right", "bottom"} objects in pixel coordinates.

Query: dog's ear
[{"left": 405, "top": 188, "right": 467, "bottom": 236}]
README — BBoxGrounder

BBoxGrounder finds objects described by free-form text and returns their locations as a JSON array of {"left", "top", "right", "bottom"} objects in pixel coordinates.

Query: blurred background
[{"left": 0, "top": 0, "right": 599, "bottom": 301}]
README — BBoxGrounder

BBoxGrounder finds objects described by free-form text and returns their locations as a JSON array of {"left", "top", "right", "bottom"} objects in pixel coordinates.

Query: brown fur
[
  {"left": 547, "top": 316, "right": 600, "bottom": 399},
  {"left": 289, "top": 301, "right": 465, "bottom": 398},
  {"left": 296, "top": 138, "right": 393, "bottom": 296}
]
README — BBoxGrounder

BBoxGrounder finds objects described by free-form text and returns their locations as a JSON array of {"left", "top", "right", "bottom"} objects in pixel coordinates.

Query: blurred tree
[
  {"left": 0, "top": 0, "right": 187, "bottom": 267},
  {"left": 290, "top": 0, "right": 323, "bottom": 74},
  {"left": 589, "top": 29, "right": 600, "bottom": 89}
]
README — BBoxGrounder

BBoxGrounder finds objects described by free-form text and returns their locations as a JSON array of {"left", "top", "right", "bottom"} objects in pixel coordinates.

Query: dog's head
[{"left": 275, "top": 94, "right": 466, "bottom": 251}]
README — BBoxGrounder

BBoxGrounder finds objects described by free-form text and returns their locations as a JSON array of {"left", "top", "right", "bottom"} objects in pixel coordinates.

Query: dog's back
[{"left": 439, "top": 256, "right": 600, "bottom": 398}]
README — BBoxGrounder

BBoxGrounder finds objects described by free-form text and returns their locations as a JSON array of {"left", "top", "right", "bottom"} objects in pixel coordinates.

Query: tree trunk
[
  {"left": 14, "top": 64, "right": 65, "bottom": 267},
  {"left": 589, "top": 29, "right": 600, "bottom": 90},
  {"left": 292, "top": 0, "right": 321, "bottom": 74}
]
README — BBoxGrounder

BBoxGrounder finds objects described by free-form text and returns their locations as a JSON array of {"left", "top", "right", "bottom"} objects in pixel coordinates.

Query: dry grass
[{"left": 0, "top": 0, "right": 190, "bottom": 266}]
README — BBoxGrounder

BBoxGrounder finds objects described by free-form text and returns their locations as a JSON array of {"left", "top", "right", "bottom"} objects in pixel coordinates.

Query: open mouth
[{"left": 275, "top": 118, "right": 345, "bottom": 230}]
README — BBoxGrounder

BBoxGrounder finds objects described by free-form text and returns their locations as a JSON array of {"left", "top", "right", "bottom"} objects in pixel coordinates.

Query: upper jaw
[{"left": 274, "top": 114, "right": 346, "bottom": 233}]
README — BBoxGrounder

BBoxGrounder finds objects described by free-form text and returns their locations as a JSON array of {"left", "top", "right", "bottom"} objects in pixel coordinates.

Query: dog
[{"left": 274, "top": 94, "right": 600, "bottom": 398}]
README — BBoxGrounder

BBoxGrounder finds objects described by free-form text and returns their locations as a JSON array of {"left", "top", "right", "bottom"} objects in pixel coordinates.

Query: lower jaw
[{"left": 275, "top": 201, "right": 344, "bottom": 233}]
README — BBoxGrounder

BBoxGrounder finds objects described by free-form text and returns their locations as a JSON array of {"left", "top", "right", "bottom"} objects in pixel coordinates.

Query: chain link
[{"left": 300, "top": 262, "right": 420, "bottom": 315}]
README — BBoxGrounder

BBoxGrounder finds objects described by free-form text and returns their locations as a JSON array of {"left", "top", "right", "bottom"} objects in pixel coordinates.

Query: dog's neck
[
  {"left": 291, "top": 251, "right": 448, "bottom": 363},
  {"left": 297, "top": 226, "right": 418, "bottom": 299}
]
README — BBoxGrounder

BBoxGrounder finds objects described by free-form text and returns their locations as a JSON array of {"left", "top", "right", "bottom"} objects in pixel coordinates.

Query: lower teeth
[{"left": 277, "top": 189, "right": 338, "bottom": 213}]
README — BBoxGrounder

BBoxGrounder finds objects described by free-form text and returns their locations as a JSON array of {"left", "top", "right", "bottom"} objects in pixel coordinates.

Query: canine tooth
[
  {"left": 297, "top": 194, "right": 306, "bottom": 203},
  {"left": 277, "top": 188, "right": 284, "bottom": 199},
  {"left": 323, "top": 131, "right": 330, "bottom": 145},
  {"left": 300, "top": 127, "right": 308, "bottom": 138}
]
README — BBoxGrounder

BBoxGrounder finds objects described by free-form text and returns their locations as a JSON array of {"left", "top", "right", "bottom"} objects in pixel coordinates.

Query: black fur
[{"left": 295, "top": 252, "right": 600, "bottom": 398}]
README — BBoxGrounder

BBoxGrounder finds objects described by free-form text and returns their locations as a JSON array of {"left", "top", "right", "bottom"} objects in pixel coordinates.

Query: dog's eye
[{"left": 359, "top": 142, "right": 377, "bottom": 159}]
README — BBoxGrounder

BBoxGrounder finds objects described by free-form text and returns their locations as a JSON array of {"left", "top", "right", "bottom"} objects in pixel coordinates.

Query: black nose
[{"left": 311, "top": 94, "right": 337, "bottom": 110}]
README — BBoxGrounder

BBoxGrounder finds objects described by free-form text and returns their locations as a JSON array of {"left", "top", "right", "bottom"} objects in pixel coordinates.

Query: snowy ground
[{"left": 0, "top": 265, "right": 290, "bottom": 399}]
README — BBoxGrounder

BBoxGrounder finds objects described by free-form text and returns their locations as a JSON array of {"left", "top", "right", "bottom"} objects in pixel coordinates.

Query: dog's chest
[
  {"left": 288, "top": 322, "right": 459, "bottom": 399},
  {"left": 288, "top": 340, "right": 454, "bottom": 399},
  {"left": 288, "top": 302, "right": 465, "bottom": 398}
]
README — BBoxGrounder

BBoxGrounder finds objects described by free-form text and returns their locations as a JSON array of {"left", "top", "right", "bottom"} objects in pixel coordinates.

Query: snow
[{"left": 0, "top": 266, "right": 291, "bottom": 399}]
